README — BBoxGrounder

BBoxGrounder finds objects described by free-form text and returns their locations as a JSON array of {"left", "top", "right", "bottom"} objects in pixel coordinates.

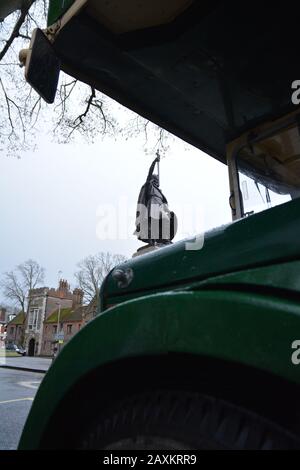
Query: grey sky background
[{"left": 0, "top": 130, "right": 231, "bottom": 293}]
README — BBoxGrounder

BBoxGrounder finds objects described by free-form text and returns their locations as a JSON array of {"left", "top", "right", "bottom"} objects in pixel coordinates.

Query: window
[
  {"left": 28, "top": 310, "right": 33, "bottom": 330},
  {"left": 10, "top": 327, "right": 14, "bottom": 335},
  {"left": 52, "top": 325, "right": 57, "bottom": 335},
  {"left": 67, "top": 325, "right": 72, "bottom": 334},
  {"left": 239, "top": 172, "right": 291, "bottom": 217},
  {"left": 236, "top": 125, "right": 300, "bottom": 218},
  {"left": 28, "top": 308, "right": 39, "bottom": 330}
]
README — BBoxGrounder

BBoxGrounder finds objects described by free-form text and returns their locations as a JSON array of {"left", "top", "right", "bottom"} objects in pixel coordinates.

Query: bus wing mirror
[{"left": 23, "top": 28, "right": 60, "bottom": 104}]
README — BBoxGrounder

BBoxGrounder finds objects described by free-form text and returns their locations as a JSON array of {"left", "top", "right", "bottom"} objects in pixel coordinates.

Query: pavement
[
  {"left": 0, "top": 356, "right": 51, "bottom": 373},
  {"left": 0, "top": 368, "right": 44, "bottom": 449}
]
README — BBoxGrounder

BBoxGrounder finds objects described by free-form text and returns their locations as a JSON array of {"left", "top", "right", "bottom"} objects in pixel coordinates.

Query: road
[
  {"left": 0, "top": 368, "right": 44, "bottom": 450},
  {"left": 1, "top": 356, "right": 51, "bottom": 372}
]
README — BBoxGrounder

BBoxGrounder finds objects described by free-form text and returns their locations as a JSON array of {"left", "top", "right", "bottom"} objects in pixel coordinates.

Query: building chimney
[
  {"left": 58, "top": 279, "right": 69, "bottom": 298},
  {"left": 72, "top": 288, "right": 84, "bottom": 307}
]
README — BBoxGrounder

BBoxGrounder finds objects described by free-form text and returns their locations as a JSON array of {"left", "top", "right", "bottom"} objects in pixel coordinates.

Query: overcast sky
[{"left": 0, "top": 130, "right": 231, "bottom": 294}]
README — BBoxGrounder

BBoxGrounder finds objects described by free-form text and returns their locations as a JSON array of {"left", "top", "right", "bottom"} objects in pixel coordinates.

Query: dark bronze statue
[{"left": 134, "top": 152, "right": 177, "bottom": 246}]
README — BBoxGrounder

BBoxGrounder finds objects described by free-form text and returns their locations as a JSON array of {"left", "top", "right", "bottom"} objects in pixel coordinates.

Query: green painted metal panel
[
  {"left": 19, "top": 290, "right": 300, "bottom": 449},
  {"left": 47, "top": 0, "right": 75, "bottom": 26},
  {"left": 194, "top": 260, "right": 300, "bottom": 293},
  {"left": 103, "top": 260, "right": 300, "bottom": 307},
  {"left": 103, "top": 198, "right": 300, "bottom": 306}
]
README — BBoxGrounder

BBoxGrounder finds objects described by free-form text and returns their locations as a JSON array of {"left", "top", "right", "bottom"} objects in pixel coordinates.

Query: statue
[{"left": 134, "top": 151, "right": 177, "bottom": 246}]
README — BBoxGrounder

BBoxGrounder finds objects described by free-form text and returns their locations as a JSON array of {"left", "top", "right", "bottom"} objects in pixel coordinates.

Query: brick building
[
  {"left": 5, "top": 311, "right": 25, "bottom": 346},
  {"left": 24, "top": 280, "right": 84, "bottom": 356},
  {"left": 3, "top": 281, "right": 96, "bottom": 357},
  {"left": 41, "top": 297, "right": 97, "bottom": 356}
]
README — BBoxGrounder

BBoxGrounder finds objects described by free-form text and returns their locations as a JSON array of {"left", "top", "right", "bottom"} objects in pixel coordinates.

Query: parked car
[{"left": 6, "top": 344, "right": 26, "bottom": 356}]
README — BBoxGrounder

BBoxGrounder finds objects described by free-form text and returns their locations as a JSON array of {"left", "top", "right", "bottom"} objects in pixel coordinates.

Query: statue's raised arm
[{"left": 146, "top": 152, "right": 160, "bottom": 182}]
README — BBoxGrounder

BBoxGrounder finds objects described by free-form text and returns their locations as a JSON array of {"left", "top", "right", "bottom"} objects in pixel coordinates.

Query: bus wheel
[{"left": 79, "top": 390, "right": 299, "bottom": 450}]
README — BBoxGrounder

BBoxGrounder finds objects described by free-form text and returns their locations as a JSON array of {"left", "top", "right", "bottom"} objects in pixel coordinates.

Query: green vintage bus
[{"left": 18, "top": 0, "right": 300, "bottom": 449}]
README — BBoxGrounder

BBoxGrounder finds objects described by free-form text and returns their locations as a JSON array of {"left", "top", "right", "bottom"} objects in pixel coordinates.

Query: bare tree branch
[
  {"left": 74, "top": 252, "right": 126, "bottom": 304},
  {"left": 18, "top": 33, "right": 31, "bottom": 40},
  {"left": 67, "top": 87, "right": 96, "bottom": 139},
  {"left": 0, "top": 0, "right": 169, "bottom": 156},
  {"left": 1, "top": 259, "right": 45, "bottom": 313},
  {"left": 0, "top": 78, "right": 14, "bottom": 137},
  {"left": 0, "top": 0, "right": 34, "bottom": 62},
  {"left": 54, "top": 79, "right": 77, "bottom": 130}
]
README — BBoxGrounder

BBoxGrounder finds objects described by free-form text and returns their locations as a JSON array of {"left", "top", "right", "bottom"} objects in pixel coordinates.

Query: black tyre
[{"left": 79, "top": 390, "right": 300, "bottom": 450}]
